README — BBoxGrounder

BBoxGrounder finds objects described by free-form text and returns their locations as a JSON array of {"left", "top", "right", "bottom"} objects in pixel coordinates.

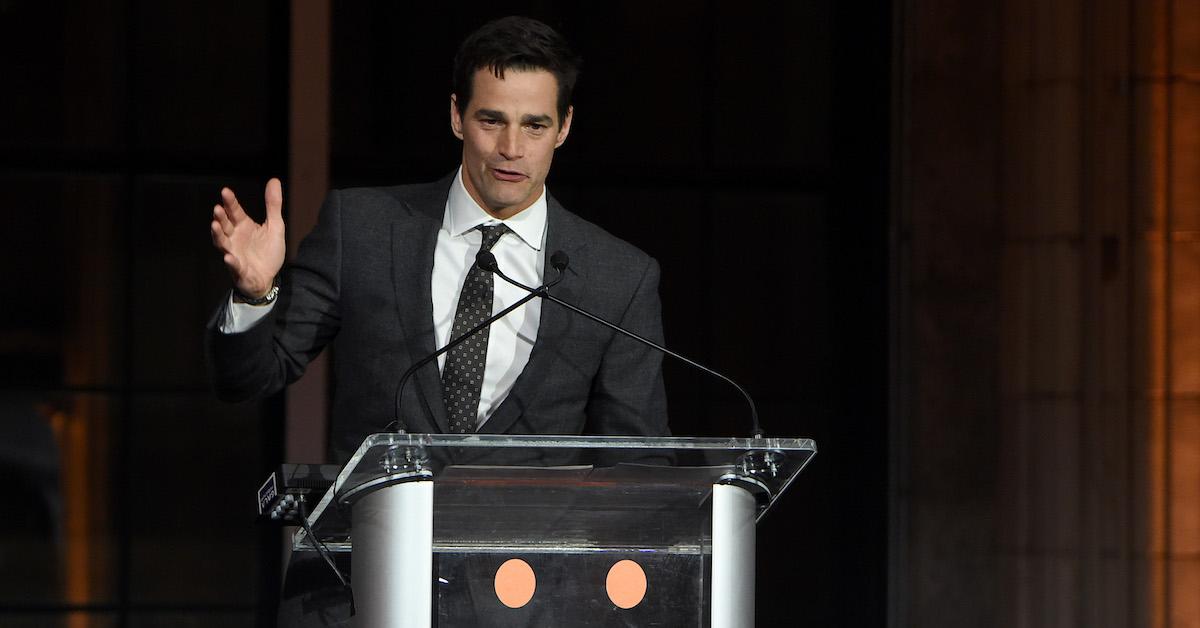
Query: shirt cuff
[{"left": 218, "top": 292, "right": 275, "bottom": 334}]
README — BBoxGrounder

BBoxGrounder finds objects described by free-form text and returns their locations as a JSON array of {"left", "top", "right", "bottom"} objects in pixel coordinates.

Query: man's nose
[{"left": 497, "top": 127, "right": 524, "bottom": 160}]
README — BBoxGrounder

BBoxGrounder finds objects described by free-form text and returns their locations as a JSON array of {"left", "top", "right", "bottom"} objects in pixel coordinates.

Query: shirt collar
[{"left": 445, "top": 167, "right": 546, "bottom": 251}]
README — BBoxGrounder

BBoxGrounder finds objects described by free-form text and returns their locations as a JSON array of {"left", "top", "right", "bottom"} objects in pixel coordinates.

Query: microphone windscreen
[
  {"left": 476, "top": 250, "right": 499, "bottom": 272},
  {"left": 550, "top": 250, "right": 570, "bottom": 271}
]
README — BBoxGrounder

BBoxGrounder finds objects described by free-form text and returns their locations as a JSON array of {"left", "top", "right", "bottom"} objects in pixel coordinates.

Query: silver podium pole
[
  {"left": 711, "top": 483, "right": 756, "bottom": 628},
  {"left": 351, "top": 479, "right": 433, "bottom": 627}
]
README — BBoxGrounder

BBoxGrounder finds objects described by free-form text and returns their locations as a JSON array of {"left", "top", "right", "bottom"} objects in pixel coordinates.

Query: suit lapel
[
  {"left": 479, "top": 196, "right": 589, "bottom": 435},
  {"left": 391, "top": 176, "right": 454, "bottom": 433}
]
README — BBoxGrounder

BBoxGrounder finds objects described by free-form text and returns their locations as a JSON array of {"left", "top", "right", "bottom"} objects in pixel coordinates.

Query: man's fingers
[
  {"left": 213, "top": 180, "right": 283, "bottom": 288},
  {"left": 213, "top": 204, "right": 234, "bottom": 235},
  {"left": 264, "top": 178, "right": 284, "bottom": 226},
  {"left": 220, "top": 187, "right": 247, "bottom": 221},
  {"left": 211, "top": 220, "right": 232, "bottom": 251}
]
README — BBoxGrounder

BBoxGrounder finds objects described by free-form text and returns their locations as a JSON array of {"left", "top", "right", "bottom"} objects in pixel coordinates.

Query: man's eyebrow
[
  {"left": 521, "top": 113, "right": 554, "bottom": 126},
  {"left": 474, "top": 109, "right": 507, "bottom": 120}
]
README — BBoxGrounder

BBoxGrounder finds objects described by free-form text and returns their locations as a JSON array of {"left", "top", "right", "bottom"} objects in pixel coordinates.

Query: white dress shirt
[{"left": 221, "top": 168, "right": 545, "bottom": 429}]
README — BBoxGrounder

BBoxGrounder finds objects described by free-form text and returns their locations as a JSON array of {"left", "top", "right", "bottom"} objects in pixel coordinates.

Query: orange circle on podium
[
  {"left": 606, "top": 559, "right": 647, "bottom": 609},
  {"left": 494, "top": 558, "right": 536, "bottom": 608}
]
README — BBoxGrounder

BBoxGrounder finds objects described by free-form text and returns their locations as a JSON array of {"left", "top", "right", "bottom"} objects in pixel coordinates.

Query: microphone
[
  {"left": 477, "top": 249, "right": 567, "bottom": 278},
  {"left": 477, "top": 250, "right": 765, "bottom": 438},
  {"left": 389, "top": 255, "right": 567, "bottom": 432}
]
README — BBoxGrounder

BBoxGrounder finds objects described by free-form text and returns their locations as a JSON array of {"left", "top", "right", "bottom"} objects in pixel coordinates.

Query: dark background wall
[{"left": 0, "top": 1, "right": 890, "bottom": 627}]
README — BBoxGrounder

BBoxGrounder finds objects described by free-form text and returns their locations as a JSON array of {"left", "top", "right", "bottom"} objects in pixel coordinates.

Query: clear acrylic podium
[{"left": 295, "top": 433, "right": 816, "bottom": 627}]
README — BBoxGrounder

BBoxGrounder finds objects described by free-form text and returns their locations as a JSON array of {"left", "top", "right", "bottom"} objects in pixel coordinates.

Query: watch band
[{"left": 232, "top": 282, "right": 280, "bottom": 306}]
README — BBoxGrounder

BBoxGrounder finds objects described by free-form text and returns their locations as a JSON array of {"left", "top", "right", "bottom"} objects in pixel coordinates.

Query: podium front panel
[{"left": 434, "top": 550, "right": 705, "bottom": 625}]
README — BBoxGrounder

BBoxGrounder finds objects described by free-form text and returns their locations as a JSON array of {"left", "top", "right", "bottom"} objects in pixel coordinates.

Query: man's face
[{"left": 451, "top": 68, "right": 573, "bottom": 219}]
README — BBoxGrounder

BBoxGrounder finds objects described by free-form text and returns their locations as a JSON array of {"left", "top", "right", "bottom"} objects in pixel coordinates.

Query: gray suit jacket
[{"left": 207, "top": 174, "right": 670, "bottom": 462}]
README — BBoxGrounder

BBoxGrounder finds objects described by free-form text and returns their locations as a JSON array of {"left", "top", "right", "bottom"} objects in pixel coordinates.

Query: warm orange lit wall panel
[
  {"left": 1168, "top": 87, "right": 1200, "bottom": 231},
  {"left": 1152, "top": 4, "right": 1200, "bottom": 628},
  {"left": 1171, "top": 1, "right": 1200, "bottom": 77},
  {"left": 895, "top": 0, "right": 1200, "bottom": 626},
  {"left": 1169, "top": 242, "right": 1200, "bottom": 393},
  {"left": 1169, "top": 400, "right": 1200, "bottom": 553}
]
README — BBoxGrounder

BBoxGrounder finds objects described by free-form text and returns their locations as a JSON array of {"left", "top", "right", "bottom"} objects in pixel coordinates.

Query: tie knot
[{"left": 476, "top": 224, "right": 510, "bottom": 252}]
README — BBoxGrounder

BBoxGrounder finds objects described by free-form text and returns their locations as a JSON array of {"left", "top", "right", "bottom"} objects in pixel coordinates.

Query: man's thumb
[{"left": 265, "top": 178, "right": 284, "bottom": 223}]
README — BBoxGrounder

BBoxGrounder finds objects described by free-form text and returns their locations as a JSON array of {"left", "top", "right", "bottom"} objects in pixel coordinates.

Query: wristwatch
[{"left": 232, "top": 280, "right": 280, "bottom": 306}]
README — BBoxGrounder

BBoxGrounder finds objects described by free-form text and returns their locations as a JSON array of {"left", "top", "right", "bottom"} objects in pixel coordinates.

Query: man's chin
[{"left": 481, "top": 190, "right": 535, "bottom": 216}]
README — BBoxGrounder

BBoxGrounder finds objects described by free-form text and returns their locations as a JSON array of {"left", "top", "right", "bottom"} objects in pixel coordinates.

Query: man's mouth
[{"left": 491, "top": 167, "right": 528, "bottom": 182}]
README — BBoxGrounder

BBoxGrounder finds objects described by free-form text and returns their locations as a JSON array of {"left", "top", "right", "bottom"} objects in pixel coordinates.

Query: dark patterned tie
[{"left": 442, "top": 224, "right": 511, "bottom": 433}]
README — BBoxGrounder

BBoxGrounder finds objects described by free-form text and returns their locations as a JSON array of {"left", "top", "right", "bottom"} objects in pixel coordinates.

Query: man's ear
[
  {"left": 450, "top": 94, "right": 464, "bottom": 140},
  {"left": 555, "top": 105, "right": 574, "bottom": 148}
]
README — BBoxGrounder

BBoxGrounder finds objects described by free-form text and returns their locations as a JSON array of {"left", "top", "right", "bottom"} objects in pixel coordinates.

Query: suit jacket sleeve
[
  {"left": 205, "top": 190, "right": 344, "bottom": 402},
  {"left": 584, "top": 255, "right": 671, "bottom": 437}
]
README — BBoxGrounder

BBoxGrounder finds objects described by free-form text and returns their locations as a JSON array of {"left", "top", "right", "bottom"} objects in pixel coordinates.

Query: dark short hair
[{"left": 453, "top": 16, "right": 581, "bottom": 125}]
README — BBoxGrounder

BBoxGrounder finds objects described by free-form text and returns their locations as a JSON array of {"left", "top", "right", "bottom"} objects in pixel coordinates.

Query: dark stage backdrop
[{"left": 0, "top": 2, "right": 889, "bottom": 626}]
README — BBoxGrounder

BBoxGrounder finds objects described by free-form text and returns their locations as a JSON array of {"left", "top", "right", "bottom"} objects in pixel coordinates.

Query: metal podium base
[
  {"left": 351, "top": 479, "right": 433, "bottom": 627},
  {"left": 712, "top": 483, "right": 756, "bottom": 628}
]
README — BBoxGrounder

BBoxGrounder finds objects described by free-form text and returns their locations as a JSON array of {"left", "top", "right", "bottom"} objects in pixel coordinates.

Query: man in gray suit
[
  {"left": 208, "top": 16, "right": 668, "bottom": 454},
  {"left": 207, "top": 16, "right": 669, "bottom": 625}
]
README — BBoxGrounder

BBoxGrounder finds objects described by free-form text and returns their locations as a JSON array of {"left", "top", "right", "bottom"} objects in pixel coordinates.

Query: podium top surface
[
  {"left": 348, "top": 431, "right": 815, "bottom": 454},
  {"left": 298, "top": 433, "right": 816, "bottom": 552}
]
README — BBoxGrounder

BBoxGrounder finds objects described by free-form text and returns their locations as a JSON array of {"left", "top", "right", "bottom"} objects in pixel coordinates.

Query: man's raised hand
[{"left": 210, "top": 178, "right": 286, "bottom": 298}]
